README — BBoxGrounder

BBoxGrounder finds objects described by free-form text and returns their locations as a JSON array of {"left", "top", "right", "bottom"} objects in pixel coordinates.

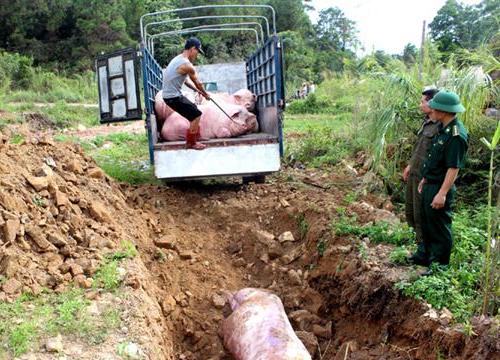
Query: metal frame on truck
[{"left": 96, "top": 5, "right": 284, "bottom": 181}]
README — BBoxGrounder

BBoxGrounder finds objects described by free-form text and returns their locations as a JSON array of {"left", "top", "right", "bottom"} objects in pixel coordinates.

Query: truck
[{"left": 95, "top": 4, "right": 284, "bottom": 182}]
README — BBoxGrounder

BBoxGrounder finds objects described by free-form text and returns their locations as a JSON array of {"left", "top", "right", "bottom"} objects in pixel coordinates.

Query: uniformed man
[
  {"left": 414, "top": 90, "right": 468, "bottom": 270},
  {"left": 403, "top": 87, "right": 440, "bottom": 264}
]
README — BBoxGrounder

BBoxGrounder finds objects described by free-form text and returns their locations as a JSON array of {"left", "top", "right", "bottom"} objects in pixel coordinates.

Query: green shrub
[
  {"left": 334, "top": 215, "right": 414, "bottom": 246},
  {"left": 0, "top": 52, "right": 34, "bottom": 90},
  {"left": 396, "top": 207, "right": 490, "bottom": 322},
  {"left": 288, "top": 93, "right": 335, "bottom": 114},
  {"left": 285, "top": 127, "right": 363, "bottom": 168}
]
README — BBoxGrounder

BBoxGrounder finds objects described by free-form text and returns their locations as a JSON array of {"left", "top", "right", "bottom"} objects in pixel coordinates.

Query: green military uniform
[
  {"left": 405, "top": 118, "right": 440, "bottom": 246},
  {"left": 417, "top": 118, "right": 468, "bottom": 265}
]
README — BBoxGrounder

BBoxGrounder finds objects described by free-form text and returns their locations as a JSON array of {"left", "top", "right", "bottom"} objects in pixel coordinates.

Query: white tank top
[{"left": 162, "top": 54, "right": 190, "bottom": 99}]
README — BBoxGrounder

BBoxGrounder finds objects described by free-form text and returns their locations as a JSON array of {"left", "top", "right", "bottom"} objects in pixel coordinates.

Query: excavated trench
[{"left": 129, "top": 179, "right": 499, "bottom": 360}]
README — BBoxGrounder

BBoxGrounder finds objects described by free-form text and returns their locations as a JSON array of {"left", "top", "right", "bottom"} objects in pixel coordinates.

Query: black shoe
[
  {"left": 421, "top": 264, "right": 448, "bottom": 277},
  {"left": 407, "top": 255, "right": 430, "bottom": 267},
  {"left": 421, "top": 268, "right": 434, "bottom": 276}
]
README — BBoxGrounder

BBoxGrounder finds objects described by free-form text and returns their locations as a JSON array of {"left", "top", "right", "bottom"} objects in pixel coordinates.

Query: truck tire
[{"left": 243, "top": 175, "right": 266, "bottom": 184}]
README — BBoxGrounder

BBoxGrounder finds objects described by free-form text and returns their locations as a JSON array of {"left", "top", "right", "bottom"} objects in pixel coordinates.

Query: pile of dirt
[
  {"left": 0, "top": 130, "right": 498, "bottom": 359},
  {"left": 0, "top": 134, "right": 172, "bottom": 358}
]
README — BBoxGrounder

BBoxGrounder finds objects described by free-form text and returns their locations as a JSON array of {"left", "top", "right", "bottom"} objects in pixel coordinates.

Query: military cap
[{"left": 428, "top": 90, "right": 465, "bottom": 113}]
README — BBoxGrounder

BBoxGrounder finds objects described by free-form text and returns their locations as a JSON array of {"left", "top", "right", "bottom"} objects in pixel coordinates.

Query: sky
[{"left": 307, "top": 0, "right": 482, "bottom": 55}]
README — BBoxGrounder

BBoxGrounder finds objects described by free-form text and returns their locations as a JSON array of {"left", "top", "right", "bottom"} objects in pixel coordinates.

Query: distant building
[{"left": 196, "top": 62, "right": 247, "bottom": 94}]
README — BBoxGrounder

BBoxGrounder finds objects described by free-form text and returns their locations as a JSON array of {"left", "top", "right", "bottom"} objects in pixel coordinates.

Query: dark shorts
[{"left": 163, "top": 95, "right": 202, "bottom": 122}]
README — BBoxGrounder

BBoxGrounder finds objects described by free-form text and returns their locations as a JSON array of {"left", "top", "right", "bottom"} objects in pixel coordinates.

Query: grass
[
  {"left": 9, "top": 134, "right": 25, "bottom": 144},
  {"left": 395, "top": 207, "right": 490, "bottom": 323},
  {"left": 0, "top": 51, "right": 97, "bottom": 103},
  {"left": 284, "top": 113, "right": 351, "bottom": 135},
  {"left": 93, "top": 240, "right": 138, "bottom": 291},
  {"left": 0, "top": 240, "right": 140, "bottom": 357},
  {"left": 333, "top": 206, "right": 490, "bottom": 322},
  {"left": 316, "top": 238, "right": 329, "bottom": 257},
  {"left": 1, "top": 101, "right": 99, "bottom": 129},
  {"left": 32, "top": 195, "right": 46, "bottom": 207},
  {"left": 296, "top": 213, "right": 310, "bottom": 240},
  {"left": 93, "top": 260, "right": 121, "bottom": 291},
  {"left": 82, "top": 132, "right": 158, "bottom": 185},
  {"left": 334, "top": 215, "right": 414, "bottom": 246},
  {"left": 389, "top": 246, "right": 413, "bottom": 265},
  {"left": 109, "top": 240, "right": 139, "bottom": 261},
  {"left": 283, "top": 111, "right": 361, "bottom": 168},
  {"left": 0, "top": 288, "right": 122, "bottom": 357}
]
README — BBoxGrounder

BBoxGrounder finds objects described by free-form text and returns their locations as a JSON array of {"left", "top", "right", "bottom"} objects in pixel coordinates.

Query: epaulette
[{"left": 452, "top": 125, "right": 459, "bottom": 136}]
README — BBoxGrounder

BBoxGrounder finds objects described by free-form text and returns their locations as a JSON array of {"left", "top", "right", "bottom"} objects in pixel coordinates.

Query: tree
[
  {"left": 430, "top": 0, "right": 500, "bottom": 56},
  {"left": 374, "top": 50, "right": 393, "bottom": 68},
  {"left": 314, "top": 7, "right": 358, "bottom": 52},
  {"left": 265, "top": 0, "right": 313, "bottom": 34},
  {"left": 402, "top": 43, "right": 418, "bottom": 66},
  {"left": 71, "top": 0, "right": 134, "bottom": 69}
]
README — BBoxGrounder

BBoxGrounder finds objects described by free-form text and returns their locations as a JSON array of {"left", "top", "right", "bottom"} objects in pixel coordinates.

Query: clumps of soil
[
  {"left": 1, "top": 138, "right": 132, "bottom": 298},
  {"left": 23, "top": 112, "right": 56, "bottom": 130},
  {"left": 0, "top": 136, "right": 173, "bottom": 358}
]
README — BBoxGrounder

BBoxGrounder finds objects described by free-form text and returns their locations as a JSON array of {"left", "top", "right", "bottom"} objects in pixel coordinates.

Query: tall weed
[{"left": 396, "top": 207, "right": 492, "bottom": 322}]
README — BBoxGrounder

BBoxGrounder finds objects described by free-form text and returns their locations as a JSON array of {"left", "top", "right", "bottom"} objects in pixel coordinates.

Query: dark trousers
[
  {"left": 405, "top": 174, "right": 424, "bottom": 244},
  {"left": 419, "top": 183, "right": 455, "bottom": 265}
]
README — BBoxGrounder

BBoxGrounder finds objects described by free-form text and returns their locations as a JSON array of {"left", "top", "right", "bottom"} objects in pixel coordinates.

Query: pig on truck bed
[{"left": 154, "top": 89, "right": 259, "bottom": 141}]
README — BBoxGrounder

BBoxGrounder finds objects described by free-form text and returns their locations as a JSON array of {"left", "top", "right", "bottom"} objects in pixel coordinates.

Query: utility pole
[{"left": 419, "top": 20, "right": 426, "bottom": 81}]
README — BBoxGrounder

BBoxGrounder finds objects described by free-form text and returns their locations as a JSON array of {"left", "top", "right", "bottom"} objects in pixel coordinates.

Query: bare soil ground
[{"left": 0, "top": 128, "right": 498, "bottom": 359}]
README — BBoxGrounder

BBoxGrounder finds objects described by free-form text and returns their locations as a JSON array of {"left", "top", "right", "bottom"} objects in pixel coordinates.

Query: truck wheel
[{"left": 243, "top": 175, "right": 266, "bottom": 184}]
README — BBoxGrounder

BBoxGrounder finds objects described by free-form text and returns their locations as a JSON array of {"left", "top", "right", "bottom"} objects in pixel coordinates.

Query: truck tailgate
[{"left": 153, "top": 133, "right": 280, "bottom": 179}]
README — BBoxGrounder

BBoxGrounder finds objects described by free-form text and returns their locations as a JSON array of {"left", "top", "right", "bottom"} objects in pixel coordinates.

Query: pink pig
[
  {"left": 156, "top": 89, "right": 259, "bottom": 141},
  {"left": 200, "top": 89, "right": 257, "bottom": 112},
  {"left": 198, "top": 102, "right": 258, "bottom": 139},
  {"left": 222, "top": 288, "right": 312, "bottom": 360}
]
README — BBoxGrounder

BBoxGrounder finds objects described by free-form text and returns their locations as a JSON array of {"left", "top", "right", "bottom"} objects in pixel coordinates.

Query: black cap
[
  {"left": 185, "top": 37, "right": 204, "bottom": 55},
  {"left": 422, "top": 86, "right": 439, "bottom": 99}
]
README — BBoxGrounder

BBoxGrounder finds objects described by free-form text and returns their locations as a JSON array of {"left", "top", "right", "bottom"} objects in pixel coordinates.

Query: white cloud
[{"left": 308, "top": 0, "right": 482, "bottom": 55}]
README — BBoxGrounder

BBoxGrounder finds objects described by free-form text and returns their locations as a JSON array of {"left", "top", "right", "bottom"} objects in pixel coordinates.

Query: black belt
[{"left": 425, "top": 179, "right": 444, "bottom": 185}]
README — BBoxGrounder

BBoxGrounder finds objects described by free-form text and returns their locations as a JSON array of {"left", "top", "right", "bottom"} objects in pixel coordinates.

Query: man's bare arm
[
  {"left": 431, "top": 168, "right": 459, "bottom": 209},
  {"left": 178, "top": 63, "right": 209, "bottom": 98},
  {"left": 439, "top": 168, "right": 459, "bottom": 195}
]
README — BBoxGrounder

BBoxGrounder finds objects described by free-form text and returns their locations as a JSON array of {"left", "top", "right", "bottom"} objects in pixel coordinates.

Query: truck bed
[{"left": 154, "top": 132, "right": 277, "bottom": 151}]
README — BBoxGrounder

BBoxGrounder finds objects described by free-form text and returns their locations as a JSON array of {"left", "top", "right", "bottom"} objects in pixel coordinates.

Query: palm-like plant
[{"left": 480, "top": 121, "right": 500, "bottom": 315}]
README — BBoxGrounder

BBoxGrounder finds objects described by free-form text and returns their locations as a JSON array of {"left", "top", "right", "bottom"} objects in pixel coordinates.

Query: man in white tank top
[{"left": 163, "top": 38, "right": 210, "bottom": 150}]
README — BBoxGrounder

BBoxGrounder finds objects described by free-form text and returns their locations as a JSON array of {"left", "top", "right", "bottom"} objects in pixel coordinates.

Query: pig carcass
[
  {"left": 222, "top": 288, "right": 312, "bottom": 360},
  {"left": 155, "top": 90, "right": 259, "bottom": 141}
]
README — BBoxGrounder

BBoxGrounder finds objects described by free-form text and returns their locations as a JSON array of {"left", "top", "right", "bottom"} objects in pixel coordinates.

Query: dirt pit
[{"left": 0, "top": 134, "right": 498, "bottom": 360}]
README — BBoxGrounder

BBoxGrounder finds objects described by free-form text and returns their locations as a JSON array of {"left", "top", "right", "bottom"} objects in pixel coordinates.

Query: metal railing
[
  {"left": 140, "top": 4, "right": 276, "bottom": 42},
  {"left": 149, "top": 24, "right": 262, "bottom": 56},
  {"left": 144, "top": 15, "right": 270, "bottom": 51}
]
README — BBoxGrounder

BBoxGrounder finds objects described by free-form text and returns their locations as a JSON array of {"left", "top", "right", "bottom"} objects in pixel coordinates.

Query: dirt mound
[
  {"left": 0, "top": 132, "right": 498, "bottom": 359},
  {"left": 0, "top": 135, "right": 173, "bottom": 358},
  {"left": 23, "top": 112, "right": 56, "bottom": 130},
  {"left": 1, "top": 137, "right": 136, "bottom": 297}
]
